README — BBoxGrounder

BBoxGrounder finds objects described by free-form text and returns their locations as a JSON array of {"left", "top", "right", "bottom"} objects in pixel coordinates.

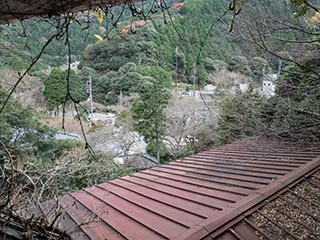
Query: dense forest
[
  {"left": 0, "top": 0, "right": 283, "bottom": 105},
  {"left": 1, "top": 0, "right": 307, "bottom": 107}
]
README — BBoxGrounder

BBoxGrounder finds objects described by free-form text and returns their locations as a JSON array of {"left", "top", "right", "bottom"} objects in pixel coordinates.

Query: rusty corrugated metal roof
[
  {"left": 25, "top": 137, "right": 320, "bottom": 239},
  {"left": 0, "top": 0, "right": 138, "bottom": 24},
  {"left": 206, "top": 167, "right": 320, "bottom": 240}
]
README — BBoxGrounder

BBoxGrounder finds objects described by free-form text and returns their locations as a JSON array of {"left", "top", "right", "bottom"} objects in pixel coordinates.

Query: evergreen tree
[
  {"left": 43, "top": 68, "right": 85, "bottom": 111},
  {"left": 68, "top": 70, "right": 86, "bottom": 103},
  {"left": 43, "top": 68, "right": 66, "bottom": 111},
  {"left": 131, "top": 66, "right": 172, "bottom": 161}
]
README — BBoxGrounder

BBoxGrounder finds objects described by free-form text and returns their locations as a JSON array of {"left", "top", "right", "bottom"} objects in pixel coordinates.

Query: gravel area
[{"left": 250, "top": 170, "right": 320, "bottom": 240}]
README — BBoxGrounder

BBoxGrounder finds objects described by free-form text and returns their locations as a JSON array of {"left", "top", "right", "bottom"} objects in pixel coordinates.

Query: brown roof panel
[
  {"left": 212, "top": 167, "right": 320, "bottom": 240},
  {"left": 71, "top": 189, "right": 166, "bottom": 239},
  {"left": 94, "top": 183, "right": 203, "bottom": 227},
  {"left": 110, "top": 178, "right": 213, "bottom": 218},
  {"left": 60, "top": 194, "right": 122, "bottom": 240},
  {"left": 135, "top": 172, "right": 243, "bottom": 202},
  {"left": 154, "top": 166, "right": 266, "bottom": 190},
  {"left": 0, "top": 0, "right": 141, "bottom": 24},
  {"left": 199, "top": 160, "right": 320, "bottom": 240},
  {"left": 25, "top": 137, "right": 320, "bottom": 240},
  {"left": 141, "top": 169, "right": 251, "bottom": 196}
]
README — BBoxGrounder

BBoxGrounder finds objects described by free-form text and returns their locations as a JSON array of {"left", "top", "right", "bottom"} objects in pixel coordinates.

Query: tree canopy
[
  {"left": 43, "top": 68, "right": 86, "bottom": 110},
  {"left": 131, "top": 66, "right": 172, "bottom": 161}
]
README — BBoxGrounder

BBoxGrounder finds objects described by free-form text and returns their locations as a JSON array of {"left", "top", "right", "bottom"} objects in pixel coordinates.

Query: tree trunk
[{"left": 156, "top": 142, "right": 160, "bottom": 162}]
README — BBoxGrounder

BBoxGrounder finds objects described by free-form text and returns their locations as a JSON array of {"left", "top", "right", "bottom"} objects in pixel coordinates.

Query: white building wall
[{"left": 262, "top": 74, "right": 277, "bottom": 97}]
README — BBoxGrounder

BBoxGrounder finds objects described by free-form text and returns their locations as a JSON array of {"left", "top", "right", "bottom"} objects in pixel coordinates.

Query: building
[
  {"left": 70, "top": 61, "right": 80, "bottom": 72},
  {"left": 262, "top": 74, "right": 277, "bottom": 97},
  {"left": 20, "top": 137, "right": 320, "bottom": 240}
]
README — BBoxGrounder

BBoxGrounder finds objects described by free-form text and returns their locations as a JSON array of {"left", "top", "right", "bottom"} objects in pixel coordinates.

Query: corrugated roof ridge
[
  {"left": 61, "top": 193, "right": 118, "bottom": 240},
  {"left": 157, "top": 165, "right": 268, "bottom": 187},
  {"left": 176, "top": 159, "right": 288, "bottom": 176},
  {"left": 94, "top": 183, "right": 198, "bottom": 228},
  {"left": 142, "top": 169, "right": 250, "bottom": 196},
  {"left": 112, "top": 177, "right": 215, "bottom": 218},
  {"left": 136, "top": 171, "right": 243, "bottom": 201},
  {"left": 205, "top": 149, "right": 320, "bottom": 158},
  {"left": 170, "top": 161, "right": 275, "bottom": 180},
  {"left": 79, "top": 187, "right": 175, "bottom": 239},
  {"left": 70, "top": 189, "right": 166, "bottom": 239},
  {"left": 184, "top": 157, "right": 296, "bottom": 171},
  {"left": 134, "top": 171, "right": 238, "bottom": 203},
  {"left": 148, "top": 167, "right": 257, "bottom": 190},
  {"left": 107, "top": 178, "right": 208, "bottom": 218},
  {"left": 127, "top": 174, "right": 225, "bottom": 210},
  {"left": 187, "top": 154, "right": 307, "bottom": 166},
  {"left": 171, "top": 156, "right": 320, "bottom": 240}
]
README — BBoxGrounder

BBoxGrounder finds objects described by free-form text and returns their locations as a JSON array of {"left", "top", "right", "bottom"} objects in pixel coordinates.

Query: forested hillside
[
  {"left": 0, "top": 0, "right": 291, "bottom": 105},
  {"left": 1, "top": 2, "right": 320, "bottom": 236},
  {"left": 1, "top": 0, "right": 318, "bottom": 147}
]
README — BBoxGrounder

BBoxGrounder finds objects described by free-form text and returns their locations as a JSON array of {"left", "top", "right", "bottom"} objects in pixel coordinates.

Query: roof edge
[
  {"left": 0, "top": 0, "right": 140, "bottom": 24},
  {"left": 172, "top": 156, "right": 320, "bottom": 240}
]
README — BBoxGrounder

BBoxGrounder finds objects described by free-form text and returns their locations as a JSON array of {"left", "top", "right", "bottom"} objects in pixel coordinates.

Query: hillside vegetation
[{"left": 1, "top": 0, "right": 319, "bottom": 212}]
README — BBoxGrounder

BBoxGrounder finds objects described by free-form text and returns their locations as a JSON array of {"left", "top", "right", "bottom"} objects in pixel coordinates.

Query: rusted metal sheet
[
  {"left": 110, "top": 178, "right": 214, "bottom": 218},
  {"left": 0, "top": 0, "right": 141, "bottom": 24},
  {"left": 203, "top": 163, "right": 320, "bottom": 240},
  {"left": 26, "top": 137, "right": 320, "bottom": 240}
]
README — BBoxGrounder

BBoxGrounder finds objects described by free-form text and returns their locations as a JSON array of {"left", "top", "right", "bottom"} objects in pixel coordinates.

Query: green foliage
[
  {"left": 218, "top": 47, "right": 320, "bottom": 144},
  {"left": 79, "top": 66, "right": 99, "bottom": 81},
  {"left": 146, "top": 141, "right": 170, "bottom": 162},
  {"left": 36, "top": 139, "right": 83, "bottom": 161},
  {"left": 8, "top": 56, "right": 27, "bottom": 72},
  {"left": 218, "top": 91, "right": 265, "bottom": 144},
  {"left": 92, "top": 62, "right": 145, "bottom": 105},
  {"left": 0, "top": 87, "right": 56, "bottom": 157},
  {"left": 79, "top": 0, "right": 252, "bottom": 91},
  {"left": 263, "top": 50, "right": 320, "bottom": 141},
  {"left": 1, "top": 0, "right": 314, "bottom": 89},
  {"left": 228, "top": 56, "right": 252, "bottom": 75},
  {"left": 82, "top": 34, "right": 158, "bottom": 72},
  {"left": 43, "top": 68, "right": 86, "bottom": 110},
  {"left": 131, "top": 66, "right": 172, "bottom": 161},
  {"left": 0, "top": 17, "right": 105, "bottom": 67},
  {"left": 290, "top": 0, "right": 315, "bottom": 17},
  {"left": 197, "top": 63, "right": 207, "bottom": 87},
  {"left": 0, "top": 87, "right": 84, "bottom": 163},
  {"left": 116, "top": 109, "right": 133, "bottom": 128},
  {"left": 0, "top": 86, "right": 129, "bottom": 206},
  {"left": 43, "top": 68, "right": 65, "bottom": 110}
]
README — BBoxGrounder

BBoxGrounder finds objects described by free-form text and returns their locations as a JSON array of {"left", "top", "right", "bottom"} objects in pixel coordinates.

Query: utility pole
[
  {"left": 119, "top": 89, "right": 123, "bottom": 107},
  {"left": 175, "top": 47, "right": 178, "bottom": 88},
  {"left": 193, "top": 61, "right": 197, "bottom": 117},
  {"left": 277, "top": 60, "right": 282, "bottom": 75},
  {"left": 86, "top": 76, "right": 94, "bottom": 127},
  {"left": 193, "top": 61, "right": 196, "bottom": 96}
]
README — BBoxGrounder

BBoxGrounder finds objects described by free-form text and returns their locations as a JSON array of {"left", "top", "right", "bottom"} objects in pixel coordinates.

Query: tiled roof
[{"left": 25, "top": 137, "right": 320, "bottom": 240}]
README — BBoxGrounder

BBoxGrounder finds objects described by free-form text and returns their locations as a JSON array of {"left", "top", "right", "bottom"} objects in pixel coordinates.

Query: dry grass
[
  {"left": 41, "top": 115, "right": 90, "bottom": 135},
  {"left": 0, "top": 68, "right": 45, "bottom": 108},
  {"left": 208, "top": 69, "right": 250, "bottom": 87}
]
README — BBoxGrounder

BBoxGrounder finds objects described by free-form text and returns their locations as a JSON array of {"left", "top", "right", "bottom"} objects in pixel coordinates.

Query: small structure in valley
[{"left": 262, "top": 73, "right": 277, "bottom": 97}]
